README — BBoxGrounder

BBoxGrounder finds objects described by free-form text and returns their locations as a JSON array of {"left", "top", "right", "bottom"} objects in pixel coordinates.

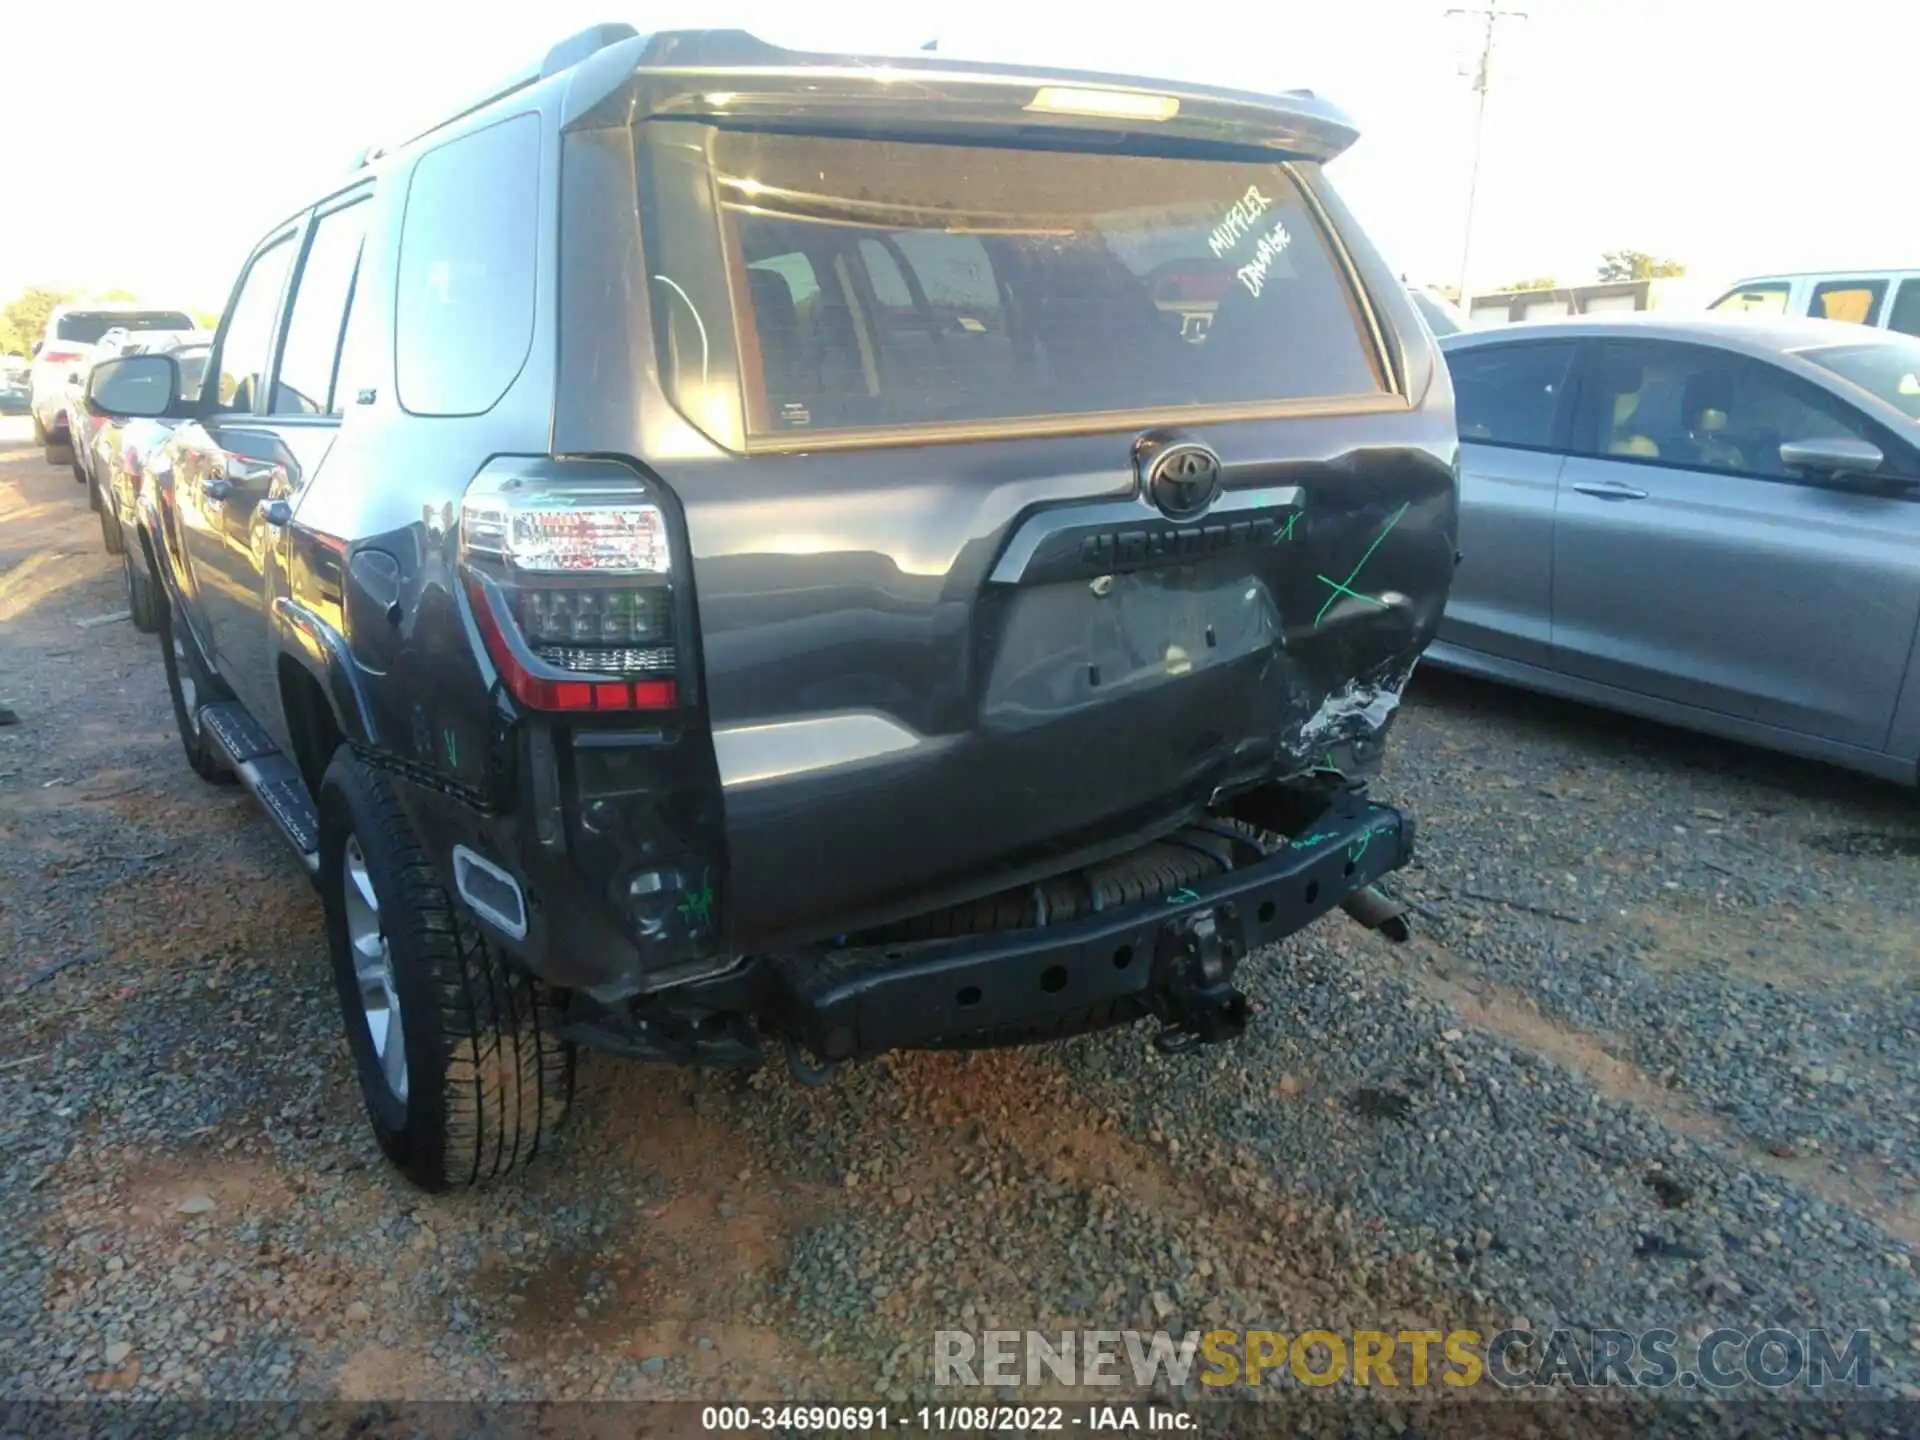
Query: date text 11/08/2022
[{"left": 700, "top": 1406, "right": 1192, "bottom": 1432}]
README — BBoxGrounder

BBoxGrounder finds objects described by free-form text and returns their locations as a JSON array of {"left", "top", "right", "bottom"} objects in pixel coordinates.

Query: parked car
[
  {"left": 1709, "top": 269, "right": 1920, "bottom": 336},
  {"left": 94, "top": 340, "right": 210, "bottom": 629},
  {"left": 1409, "top": 286, "right": 1471, "bottom": 337},
  {"left": 86, "top": 23, "right": 1457, "bottom": 1192},
  {"left": 1431, "top": 313, "right": 1920, "bottom": 783},
  {"left": 0, "top": 376, "right": 27, "bottom": 415},
  {"left": 68, "top": 326, "right": 204, "bottom": 497},
  {"left": 28, "top": 304, "right": 194, "bottom": 464}
]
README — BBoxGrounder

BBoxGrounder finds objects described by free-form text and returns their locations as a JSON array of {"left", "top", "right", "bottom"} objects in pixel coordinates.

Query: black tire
[
  {"left": 873, "top": 819, "right": 1277, "bottom": 1049},
  {"left": 43, "top": 438, "right": 70, "bottom": 468},
  {"left": 73, "top": 449, "right": 89, "bottom": 488},
  {"left": 158, "top": 599, "right": 234, "bottom": 784},
  {"left": 318, "top": 748, "right": 574, "bottom": 1192},
  {"left": 98, "top": 496, "right": 124, "bottom": 555},
  {"left": 124, "top": 548, "right": 159, "bottom": 633}
]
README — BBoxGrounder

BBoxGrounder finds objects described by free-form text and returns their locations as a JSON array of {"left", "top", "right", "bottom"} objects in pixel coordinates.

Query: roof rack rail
[{"left": 374, "top": 22, "right": 640, "bottom": 161}]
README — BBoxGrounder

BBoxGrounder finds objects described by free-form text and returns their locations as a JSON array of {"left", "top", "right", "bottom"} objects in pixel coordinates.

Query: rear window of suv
[
  {"left": 55, "top": 311, "right": 194, "bottom": 344},
  {"left": 638, "top": 126, "right": 1389, "bottom": 448}
]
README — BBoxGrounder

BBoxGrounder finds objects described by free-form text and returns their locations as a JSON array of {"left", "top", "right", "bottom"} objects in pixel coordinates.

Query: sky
[{"left": 5, "top": 0, "right": 1917, "bottom": 313}]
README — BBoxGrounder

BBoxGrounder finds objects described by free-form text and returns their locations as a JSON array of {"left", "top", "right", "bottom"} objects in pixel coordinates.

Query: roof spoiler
[
  {"left": 558, "top": 28, "right": 1361, "bottom": 162},
  {"left": 353, "top": 24, "right": 1360, "bottom": 167}
]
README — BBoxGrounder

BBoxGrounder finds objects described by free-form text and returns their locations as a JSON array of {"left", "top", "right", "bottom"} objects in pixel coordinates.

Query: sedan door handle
[
  {"left": 1571, "top": 481, "right": 1649, "bottom": 501},
  {"left": 259, "top": 498, "right": 293, "bottom": 527},
  {"left": 200, "top": 476, "right": 233, "bottom": 502}
]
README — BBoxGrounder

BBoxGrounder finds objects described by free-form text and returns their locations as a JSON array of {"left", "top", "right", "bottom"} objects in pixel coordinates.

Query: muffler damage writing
[
  {"left": 1236, "top": 220, "right": 1293, "bottom": 299},
  {"left": 1208, "top": 185, "right": 1276, "bottom": 259}
]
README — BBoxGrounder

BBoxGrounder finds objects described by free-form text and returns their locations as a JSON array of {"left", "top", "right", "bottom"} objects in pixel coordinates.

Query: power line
[{"left": 1446, "top": 5, "right": 1528, "bottom": 300}]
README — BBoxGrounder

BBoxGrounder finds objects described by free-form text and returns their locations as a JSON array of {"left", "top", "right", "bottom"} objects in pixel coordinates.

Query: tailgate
[
  {"left": 558, "top": 108, "right": 1457, "bottom": 948},
  {"left": 688, "top": 424, "right": 1453, "bottom": 947}
]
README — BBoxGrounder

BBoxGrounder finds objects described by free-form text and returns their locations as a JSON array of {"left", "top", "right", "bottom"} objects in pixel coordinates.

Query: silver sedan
[{"left": 1428, "top": 313, "right": 1920, "bottom": 784}]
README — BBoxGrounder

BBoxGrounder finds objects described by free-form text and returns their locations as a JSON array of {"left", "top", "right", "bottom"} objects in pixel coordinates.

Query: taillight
[
  {"left": 40, "top": 346, "right": 85, "bottom": 366},
  {"left": 459, "top": 459, "right": 681, "bottom": 715}
]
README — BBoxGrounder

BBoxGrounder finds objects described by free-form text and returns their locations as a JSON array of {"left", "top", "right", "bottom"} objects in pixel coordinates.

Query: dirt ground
[{"left": 2, "top": 414, "right": 1917, "bottom": 1422}]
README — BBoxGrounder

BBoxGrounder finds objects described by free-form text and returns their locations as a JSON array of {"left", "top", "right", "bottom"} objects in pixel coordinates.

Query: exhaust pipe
[{"left": 1340, "top": 884, "right": 1411, "bottom": 943}]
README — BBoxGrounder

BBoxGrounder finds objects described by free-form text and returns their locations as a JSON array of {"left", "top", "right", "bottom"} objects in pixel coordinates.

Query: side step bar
[{"left": 199, "top": 701, "right": 320, "bottom": 877}]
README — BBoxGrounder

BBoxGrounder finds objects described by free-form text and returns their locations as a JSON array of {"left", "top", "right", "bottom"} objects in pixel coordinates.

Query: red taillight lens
[
  {"left": 41, "top": 347, "right": 85, "bottom": 366},
  {"left": 458, "top": 460, "right": 681, "bottom": 715}
]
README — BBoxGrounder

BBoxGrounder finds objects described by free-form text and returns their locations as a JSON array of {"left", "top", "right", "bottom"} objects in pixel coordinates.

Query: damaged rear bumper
[{"left": 778, "top": 787, "right": 1414, "bottom": 1061}]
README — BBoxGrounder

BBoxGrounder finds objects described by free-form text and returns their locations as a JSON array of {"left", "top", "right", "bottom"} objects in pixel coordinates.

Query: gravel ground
[{"left": 1, "top": 414, "right": 1916, "bottom": 1432}]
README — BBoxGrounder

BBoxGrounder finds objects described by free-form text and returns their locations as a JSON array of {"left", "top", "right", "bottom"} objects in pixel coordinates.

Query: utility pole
[{"left": 1447, "top": 5, "right": 1527, "bottom": 303}]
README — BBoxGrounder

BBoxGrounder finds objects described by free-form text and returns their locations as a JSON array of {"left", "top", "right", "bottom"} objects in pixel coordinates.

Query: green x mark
[{"left": 1313, "top": 501, "right": 1410, "bottom": 628}]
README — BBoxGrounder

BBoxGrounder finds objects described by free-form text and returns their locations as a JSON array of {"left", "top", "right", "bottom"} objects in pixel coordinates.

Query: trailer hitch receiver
[{"left": 1152, "top": 904, "right": 1249, "bottom": 1054}]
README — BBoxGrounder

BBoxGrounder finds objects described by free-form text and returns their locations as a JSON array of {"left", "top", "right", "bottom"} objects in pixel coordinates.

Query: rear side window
[
  {"left": 395, "top": 113, "right": 540, "bottom": 416},
  {"left": 1447, "top": 342, "right": 1574, "bottom": 449},
  {"left": 639, "top": 126, "right": 1387, "bottom": 447},
  {"left": 1810, "top": 279, "right": 1886, "bottom": 326},
  {"left": 1708, "top": 283, "right": 1789, "bottom": 316},
  {"left": 274, "top": 199, "right": 369, "bottom": 417}
]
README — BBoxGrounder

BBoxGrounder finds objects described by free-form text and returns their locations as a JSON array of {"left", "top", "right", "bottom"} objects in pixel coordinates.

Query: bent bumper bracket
[{"left": 777, "top": 787, "right": 1416, "bottom": 1061}]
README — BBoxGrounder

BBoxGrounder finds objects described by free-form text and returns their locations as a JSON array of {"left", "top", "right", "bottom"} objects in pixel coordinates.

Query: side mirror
[
  {"left": 86, "top": 353, "right": 181, "bottom": 420},
  {"left": 1779, "top": 435, "right": 1899, "bottom": 489},
  {"left": 30, "top": 341, "right": 43, "bottom": 358}
]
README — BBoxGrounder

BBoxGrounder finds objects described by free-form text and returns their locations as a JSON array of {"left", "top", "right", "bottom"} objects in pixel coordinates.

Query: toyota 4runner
[{"left": 84, "top": 24, "right": 1459, "bottom": 1192}]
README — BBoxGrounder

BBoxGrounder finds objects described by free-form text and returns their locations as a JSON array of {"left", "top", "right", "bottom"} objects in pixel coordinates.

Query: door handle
[
  {"left": 259, "top": 498, "right": 293, "bottom": 527},
  {"left": 1571, "top": 481, "right": 1649, "bottom": 501},
  {"left": 200, "top": 475, "right": 233, "bottom": 502}
]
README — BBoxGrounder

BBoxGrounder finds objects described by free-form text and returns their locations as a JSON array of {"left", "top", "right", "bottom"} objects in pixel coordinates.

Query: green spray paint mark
[
  {"left": 443, "top": 728, "right": 458, "bottom": 769},
  {"left": 1165, "top": 886, "right": 1200, "bottom": 906},
  {"left": 1348, "top": 819, "right": 1400, "bottom": 864},
  {"left": 1289, "top": 830, "right": 1342, "bottom": 851},
  {"left": 1279, "top": 512, "right": 1299, "bottom": 542},
  {"left": 677, "top": 868, "right": 715, "bottom": 930},
  {"left": 1313, "top": 501, "right": 1410, "bottom": 628}
]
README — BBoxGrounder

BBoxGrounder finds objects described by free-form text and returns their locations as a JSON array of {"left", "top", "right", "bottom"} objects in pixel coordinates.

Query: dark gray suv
[{"left": 83, "top": 24, "right": 1459, "bottom": 1191}]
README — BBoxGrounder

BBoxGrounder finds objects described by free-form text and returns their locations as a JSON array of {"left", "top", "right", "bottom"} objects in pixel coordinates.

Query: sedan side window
[
  {"left": 214, "top": 236, "right": 298, "bottom": 413},
  {"left": 1446, "top": 342, "right": 1575, "bottom": 449},
  {"left": 1576, "top": 342, "right": 1870, "bottom": 481}
]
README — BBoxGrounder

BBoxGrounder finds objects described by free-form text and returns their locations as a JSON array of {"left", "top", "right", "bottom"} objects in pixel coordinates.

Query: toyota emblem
[{"left": 1144, "top": 442, "right": 1223, "bottom": 521}]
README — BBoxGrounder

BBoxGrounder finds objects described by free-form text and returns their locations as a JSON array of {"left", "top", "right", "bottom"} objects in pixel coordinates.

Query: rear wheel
[
  {"left": 318, "top": 749, "right": 574, "bottom": 1191},
  {"left": 869, "top": 820, "right": 1277, "bottom": 1049},
  {"left": 98, "top": 495, "right": 124, "bottom": 555},
  {"left": 158, "top": 600, "right": 233, "bottom": 784},
  {"left": 123, "top": 548, "right": 159, "bottom": 633}
]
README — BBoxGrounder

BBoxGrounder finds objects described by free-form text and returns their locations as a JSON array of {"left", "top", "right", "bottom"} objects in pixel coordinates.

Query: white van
[{"left": 1708, "top": 269, "right": 1920, "bottom": 335}]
